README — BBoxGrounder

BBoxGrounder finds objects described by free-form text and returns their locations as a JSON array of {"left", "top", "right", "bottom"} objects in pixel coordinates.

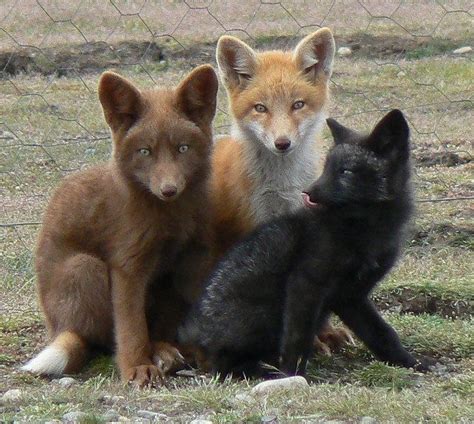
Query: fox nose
[
  {"left": 161, "top": 185, "right": 177, "bottom": 198},
  {"left": 275, "top": 137, "right": 291, "bottom": 151}
]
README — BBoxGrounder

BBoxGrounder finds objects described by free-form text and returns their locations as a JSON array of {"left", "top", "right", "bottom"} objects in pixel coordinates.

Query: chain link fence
[{"left": 1, "top": 1, "right": 473, "bottom": 315}]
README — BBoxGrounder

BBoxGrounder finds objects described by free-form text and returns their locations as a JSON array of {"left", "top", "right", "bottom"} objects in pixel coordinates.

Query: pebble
[
  {"left": 251, "top": 376, "right": 309, "bottom": 396},
  {"left": 44, "top": 420, "right": 62, "bottom": 424},
  {"left": 453, "top": 46, "right": 472, "bottom": 54},
  {"left": 62, "top": 411, "right": 88, "bottom": 422},
  {"left": 337, "top": 47, "right": 352, "bottom": 57},
  {"left": 103, "top": 409, "right": 120, "bottom": 422},
  {"left": 136, "top": 410, "right": 168, "bottom": 420},
  {"left": 54, "top": 377, "right": 77, "bottom": 388},
  {"left": 261, "top": 415, "right": 278, "bottom": 423},
  {"left": 361, "top": 417, "right": 377, "bottom": 424},
  {"left": 397, "top": 71, "right": 406, "bottom": 78},
  {"left": 2, "top": 389, "right": 23, "bottom": 402},
  {"left": 101, "top": 394, "right": 125, "bottom": 405},
  {"left": 190, "top": 420, "right": 213, "bottom": 424}
]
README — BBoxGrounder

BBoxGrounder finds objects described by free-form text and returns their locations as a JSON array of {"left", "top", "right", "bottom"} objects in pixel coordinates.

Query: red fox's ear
[
  {"left": 293, "top": 28, "right": 335, "bottom": 83},
  {"left": 216, "top": 35, "right": 257, "bottom": 90},
  {"left": 98, "top": 71, "right": 143, "bottom": 133},
  {"left": 175, "top": 65, "right": 218, "bottom": 132}
]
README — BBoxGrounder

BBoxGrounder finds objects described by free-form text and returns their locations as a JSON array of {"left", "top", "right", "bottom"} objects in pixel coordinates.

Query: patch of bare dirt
[
  {"left": 414, "top": 151, "right": 471, "bottom": 167},
  {"left": 411, "top": 224, "right": 474, "bottom": 250},
  {"left": 374, "top": 288, "right": 473, "bottom": 319}
]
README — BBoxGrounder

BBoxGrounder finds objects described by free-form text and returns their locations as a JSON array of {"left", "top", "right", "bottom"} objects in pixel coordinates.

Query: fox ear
[
  {"left": 175, "top": 64, "right": 218, "bottom": 132},
  {"left": 326, "top": 118, "right": 359, "bottom": 145},
  {"left": 293, "top": 28, "right": 335, "bottom": 83},
  {"left": 216, "top": 35, "right": 257, "bottom": 90},
  {"left": 98, "top": 71, "right": 143, "bottom": 133},
  {"left": 366, "top": 109, "right": 410, "bottom": 160}
]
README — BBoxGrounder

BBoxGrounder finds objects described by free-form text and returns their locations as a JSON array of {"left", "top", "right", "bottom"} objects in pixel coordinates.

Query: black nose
[
  {"left": 161, "top": 185, "right": 177, "bottom": 198},
  {"left": 275, "top": 137, "right": 291, "bottom": 151}
]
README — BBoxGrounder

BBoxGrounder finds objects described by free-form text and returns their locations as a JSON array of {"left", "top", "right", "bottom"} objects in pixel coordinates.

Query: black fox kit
[{"left": 179, "top": 110, "right": 431, "bottom": 377}]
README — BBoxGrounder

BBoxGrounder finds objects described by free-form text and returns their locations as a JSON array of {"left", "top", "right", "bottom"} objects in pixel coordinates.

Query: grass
[{"left": 1, "top": 9, "right": 473, "bottom": 422}]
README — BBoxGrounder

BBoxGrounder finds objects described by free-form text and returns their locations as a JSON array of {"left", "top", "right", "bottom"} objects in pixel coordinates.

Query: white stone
[
  {"left": 251, "top": 376, "right": 309, "bottom": 396},
  {"left": 337, "top": 47, "right": 352, "bottom": 57},
  {"left": 397, "top": 71, "right": 406, "bottom": 78},
  {"left": 190, "top": 420, "right": 213, "bottom": 424},
  {"left": 136, "top": 410, "right": 167, "bottom": 420},
  {"left": 453, "top": 46, "right": 472, "bottom": 54},
  {"left": 2, "top": 389, "right": 23, "bottom": 402},
  {"left": 361, "top": 417, "right": 377, "bottom": 424},
  {"left": 55, "top": 377, "right": 77, "bottom": 388},
  {"left": 62, "top": 411, "right": 88, "bottom": 422}
]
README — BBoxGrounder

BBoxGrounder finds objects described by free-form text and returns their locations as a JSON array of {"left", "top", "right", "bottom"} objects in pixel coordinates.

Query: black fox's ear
[
  {"left": 366, "top": 109, "right": 410, "bottom": 160},
  {"left": 326, "top": 118, "right": 359, "bottom": 145},
  {"left": 293, "top": 27, "right": 335, "bottom": 83},
  {"left": 98, "top": 71, "right": 143, "bottom": 134},
  {"left": 175, "top": 64, "right": 218, "bottom": 132},
  {"left": 217, "top": 35, "right": 257, "bottom": 90}
]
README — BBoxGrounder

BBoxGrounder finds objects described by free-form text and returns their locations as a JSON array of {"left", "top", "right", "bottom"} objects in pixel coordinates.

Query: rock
[
  {"left": 103, "top": 409, "right": 120, "bottom": 422},
  {"left": 44, "top": 420, "right": 62, "bottom": 424},
  {"left": 2, "top": 389, "right": 23, "bottom": 402},
  {"left": 361, "top": 417, "right": 377, "bottom": 424},
  {"left": 251, "top": 376, "right": 309, "bottom": 396},
  {"left": 453, "top": 46, "right": 472, "bottom": 54},
  {"left": 54, "top": 377, "right": 77, "bottom": 388},
  {"left": 101, "top": 394, "right": 125, "bottom": 405},
  {"left": 337, "top": 47, "right": 352, "bottom": 57},
  {"left": 397, "top": 71, "right": 406, "bottom": 78},
  {"left": 62, "top": 411, "right": 88, "bottom": 422},
  {"left": 190, "top": 420, "right": 213, "bottom": 424},
  {"left": 261, "top": 415, "right": 278, "bottom": 423},
  {"left": 136, "top": 410, "right": 167, "bottom": 420}
]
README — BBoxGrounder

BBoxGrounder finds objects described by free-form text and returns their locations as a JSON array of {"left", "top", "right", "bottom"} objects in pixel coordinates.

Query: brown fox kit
[
  {"left": 22, "top": 65, "right": 218, "bottom": 387},
  {"left": 211, "top": 28, "right": 353, "bottom": 353}
]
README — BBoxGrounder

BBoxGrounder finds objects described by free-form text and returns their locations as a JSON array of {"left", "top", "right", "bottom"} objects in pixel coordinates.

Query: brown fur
[{"left": 29, "top": 65, "right": 218, "bottom": 386}]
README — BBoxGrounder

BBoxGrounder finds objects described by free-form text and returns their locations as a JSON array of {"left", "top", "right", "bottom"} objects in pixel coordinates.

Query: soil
[{"left": 0, "top": 34, "right": 460, "bottom": 78}]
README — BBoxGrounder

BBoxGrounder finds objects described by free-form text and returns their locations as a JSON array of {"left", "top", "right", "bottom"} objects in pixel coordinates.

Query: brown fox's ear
[
  {"left": 175, "top": 65, "right": 218, "bottom": 131},
  {"left": 98, "top": 71, "right": 143, "bottom": 133},
  {"left": 216, "top": 35, "right": 257, "bottom": 90},
  {"left": 293, "top": 28, "right": 335, "bottom": 83}
]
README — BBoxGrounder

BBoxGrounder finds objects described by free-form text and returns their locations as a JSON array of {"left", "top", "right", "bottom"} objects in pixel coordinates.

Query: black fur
[{"left": 179, "top": 110, "right": 430, "bottom": 377}]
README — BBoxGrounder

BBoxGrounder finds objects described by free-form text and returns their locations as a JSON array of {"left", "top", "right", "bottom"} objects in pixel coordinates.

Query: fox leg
[
  {"left": 334, "top": 297, "right": 431, "bottom": 371},
  {"left": 23, "top": 253, "right": 113, "bottom": 376},
  {"left": 314, "top": 319, "right": 355, "bottom": 355}
]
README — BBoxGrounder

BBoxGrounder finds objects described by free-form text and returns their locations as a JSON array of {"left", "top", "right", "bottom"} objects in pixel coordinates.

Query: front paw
[
  {"left": 152, "top": 341, "right": 185, "bottom": 375},
  {"left": 123, "top": 364, "right": 163, "bottom": 388},
  {"left": 315, "top": 324, "right": 355, "bottom": 355},
  {"left": 413, "top": 356, "right": 437, "bottom": 373}
]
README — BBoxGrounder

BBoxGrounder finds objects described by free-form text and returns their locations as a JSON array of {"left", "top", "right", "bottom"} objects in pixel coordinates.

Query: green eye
[
  {"left": 293, "top": 100, "right": 305, "bottom": 110},
  {"left": 178, "top": 145, "right": 189, "bottom": 153},
  {"left": 138, "top": 148, "right": 151, "bottom": 156},
  {"left": 254, "top": 104, "right": 267, "bottom": 113}
]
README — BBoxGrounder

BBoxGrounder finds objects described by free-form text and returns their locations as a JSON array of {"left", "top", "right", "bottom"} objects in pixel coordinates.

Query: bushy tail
[{"left": 21, "top": 331, "right": 88, "bottom": 376}]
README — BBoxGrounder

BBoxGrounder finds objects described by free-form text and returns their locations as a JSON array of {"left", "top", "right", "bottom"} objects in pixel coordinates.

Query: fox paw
[
  {"left": 314, "top": 325, "right": 355, "bottom": 355},
  {"left": 123, "top": 364, "right": 163, "bottom": 388},
  {"left": 152, "top": 341, "right": 185, "bottom": 375}
]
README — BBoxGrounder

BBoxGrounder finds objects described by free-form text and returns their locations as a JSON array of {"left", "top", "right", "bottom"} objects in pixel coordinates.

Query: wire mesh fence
[{"left": 1, "top": 1, "right": 473, "bottom": 315}]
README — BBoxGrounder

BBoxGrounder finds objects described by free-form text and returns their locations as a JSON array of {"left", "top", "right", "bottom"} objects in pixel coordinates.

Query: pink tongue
[{"left": 302, "top": 192, "right": 318, "bottom": 208}]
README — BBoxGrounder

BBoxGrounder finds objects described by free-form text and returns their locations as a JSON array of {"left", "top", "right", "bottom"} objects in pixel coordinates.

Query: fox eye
[
  {"left": 292, "top": 100, "right": 305, "bottom": 110},
  {"left": 254, "top": 104, "right": 267, "bottom": 113},
  {"left": 178, "top": 144, "right": 189, "bottom": 153},
  {"left": 138, "top": 148, "right": 151, "bottom": 156},
  {"left": 341, "top": 169, "right": 353, "bottom": 175}
]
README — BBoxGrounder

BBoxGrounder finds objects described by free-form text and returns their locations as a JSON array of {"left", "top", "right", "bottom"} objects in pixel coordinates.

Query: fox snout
[
  {"left": 274, "top": 137, "right": 291, "bottom": 152},
  {"left": 160, "top": 184, "right": 178, "bottom": 199}
]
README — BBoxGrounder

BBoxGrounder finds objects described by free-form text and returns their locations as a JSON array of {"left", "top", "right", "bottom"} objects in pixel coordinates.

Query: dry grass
[{"left": 1, "top": 2, "right": 473, "bottom": 422}]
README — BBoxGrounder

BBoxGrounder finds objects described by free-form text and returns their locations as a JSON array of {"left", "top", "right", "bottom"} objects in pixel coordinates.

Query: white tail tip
[{"left": 21, "top": 345, "right": 68, "bottom": 376}]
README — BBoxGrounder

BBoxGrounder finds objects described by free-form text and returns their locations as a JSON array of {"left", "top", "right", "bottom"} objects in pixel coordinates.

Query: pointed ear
[
  {"left": 293, "top": 28, "right": 335, "bottom": 83},
  {"left": 98, "top": 71, "right": 143, "bottom": 133},
  {"left": 216, "top": 35, "right": 257, "bottom": 90},
  {"left": 366, "top": 109, "right": 410, "bottom": 160},
  {"left": 175, "top": 64, "right": 218, "bottom": 131},
  {"left": 326, "top": 118, "right": 359, "bottom": 145}
]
